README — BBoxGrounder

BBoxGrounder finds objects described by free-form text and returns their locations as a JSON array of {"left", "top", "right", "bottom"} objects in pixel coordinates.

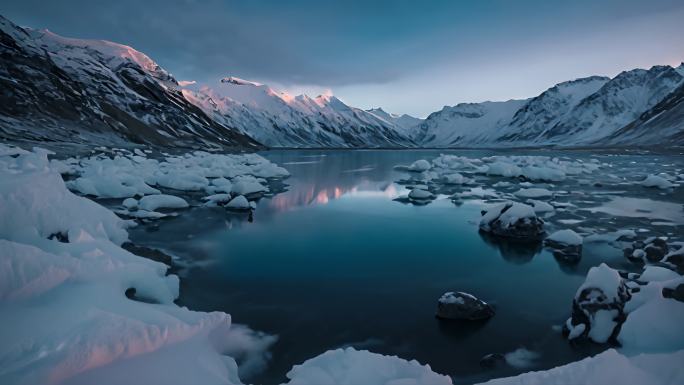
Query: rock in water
[
  {"left": 623, "top": 237, "right": 669, "bottom": 263},
  {"left": 545, "top": 229, "right": 583, "bottom": 261},
  {"left": 479, "top": 202, "right": 544, "bottom": 240},
  {"left": 565, "top": 264, "right": 631, "bottom": 343},
  {"left": 479, "top": 353, "right": 506, "bottom": 369},
  {"left": 436, "top": 291, "right": 495, "bottom": 321}
]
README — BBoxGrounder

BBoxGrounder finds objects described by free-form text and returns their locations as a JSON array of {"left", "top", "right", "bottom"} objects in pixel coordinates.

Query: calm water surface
[{"left": 129, "top": 149, "right": 684, "bottom": 384}]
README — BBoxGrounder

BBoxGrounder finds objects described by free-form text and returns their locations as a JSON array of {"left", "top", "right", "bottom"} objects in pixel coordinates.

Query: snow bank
[
  {"left": 282, "top": 348, "right": 452, "bottom": 385},
  {"left": 0, "top": 145, "right": 275, "bottom": 385},
  {"left": 477, "top": 349, "right": 684, "bottom": 385}
]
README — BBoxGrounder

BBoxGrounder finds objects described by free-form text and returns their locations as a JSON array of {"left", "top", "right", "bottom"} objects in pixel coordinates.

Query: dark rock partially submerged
[
  {"left": 479, "top": 353, "right": 506, "bottom": 369},
  {"left": 479, "top": 202, "right": 545, "bottom": 241},
  {"left": 436, "top": 291, "right": 495, "bottom": 321},
  {"left": 624, "top": 237, "right": 670, "bottom": 263}
]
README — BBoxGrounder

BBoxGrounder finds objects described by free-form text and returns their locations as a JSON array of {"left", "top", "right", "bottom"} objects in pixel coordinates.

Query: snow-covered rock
[
  {"left": 566, "top": 263, "right": 631, "bottom": 343},
  {"left": 436, "top": 292, "right": 495, "bottom": 321},
  {"left": 479, "top": 202, "right": 545, "bottom": 240},
  {"left": 545, "top": 229, "right": 583, "bottom": 260},
  {"left": 226, "top": 195, "right": 251, "bottom": 210}
]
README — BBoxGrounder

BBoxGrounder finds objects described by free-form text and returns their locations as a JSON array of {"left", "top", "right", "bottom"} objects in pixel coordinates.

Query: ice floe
[{"left": 281, "top": 348, "right": 452, "bottom": 385}]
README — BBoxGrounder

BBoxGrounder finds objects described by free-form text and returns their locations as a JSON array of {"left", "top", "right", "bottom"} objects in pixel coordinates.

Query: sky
[{"left": 4, "top": 0, "right": 684, "bottom": 117}]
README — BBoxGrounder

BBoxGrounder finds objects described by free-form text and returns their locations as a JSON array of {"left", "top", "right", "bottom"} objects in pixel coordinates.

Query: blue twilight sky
[{"left": 3, "top": 0, "right": 684, "bottom": 117}]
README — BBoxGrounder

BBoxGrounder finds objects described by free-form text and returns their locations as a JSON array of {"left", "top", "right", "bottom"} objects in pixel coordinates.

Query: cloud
[{"left": 178, "top": 80, "right": 196, "bottom": 87}]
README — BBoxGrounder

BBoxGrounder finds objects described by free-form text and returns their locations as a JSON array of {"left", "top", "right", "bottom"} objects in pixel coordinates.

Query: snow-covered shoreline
[{"left": 2, "top": 143, "right": 684, "bottom": 385}]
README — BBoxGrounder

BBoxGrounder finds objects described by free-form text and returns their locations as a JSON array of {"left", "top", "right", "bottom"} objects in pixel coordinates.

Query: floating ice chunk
[
  {"left": 282, "top": 347, "right": 452, "bottom": 385},
  {"left": 154, "top": 171, "right": 209, "bottom": 191},
  {"left": 566, "top": 322, "right": 586, "bottom": 340},
  {"left": 547, "top": 229, "right": 582, "bottom": 246},
  {"left": 514, "top": 188, "right": 552, "bottom": 199},
  {"left": 640, "top": 175, "right": 674, "bottom": 189},
  {"left": 122, "top": 197, "right": 138, "bottom": 210},
  {"left": 232, "top": 177, "right": 268, "bottom": 197},
  {"left": 226, "top": 195, "right": 251, "bottom": 210},
  {"left": 203, "top": 193, "right": 234, "bottom": 207},
  {"left": 528, "top": 200, "right": 554, "bottom": 213},
  {"left": 443, "top": 173, "right": 466, "bottom": 185},
  {"left": 486, "top": 162, "right": 521, "bottom": 177},
  {"left": 118, "top": 209, "right": 168, "bottom": 219},
  {"left": 138, "top": 194, "right": 189, "bottom": 211},
  {"left": 521, "top": 166, "right": 566, "bottom": 182},
  {"left": 504, "top": 348, "right": 540, "bottom": 369},
  {"left": 407, "top": 159, "right": 431, "bottom": 172},
  {"left": 409, "top": 188, "right": 434, "bottom": 200}
]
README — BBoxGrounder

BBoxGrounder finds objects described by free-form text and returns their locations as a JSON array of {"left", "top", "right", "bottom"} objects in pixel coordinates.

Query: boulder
[
  {"left": 479, "top": 353, "right": 506, "bottom": 369},
  {"left": 624, "top": 237, "right": 669, "bottom": 263},
  {"left": 545, "top": 229, "right": 583, "bottom": 261},
  {"left": 479, "top": 202, "right": 544, "bottom": 240},
  {"left": 565, "top": 264, "right": 631, "bottom": 344},
  {"left": 436, "top": 291, "right": 495, "bottom": 321}
]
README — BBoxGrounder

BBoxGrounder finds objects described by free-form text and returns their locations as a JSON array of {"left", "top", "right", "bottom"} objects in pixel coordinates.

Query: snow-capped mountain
[
  {"left": 183, "top": 79, "right": 414, "bottom": 148},
  {"left": 0, "top": 15, "right": 258, "bottom": 150},
  {"left": 498, "top": 76, "right": 610, "bottom": 143},
  {"left": 412, "top": 100, "right": 528, "bottom": 147},
  {"left": 538, "top": 65, "right": 683, "bottom": 145},
  {"left": 605, "top": 80, "right": 684, "bottom": 145},
  {"left": 414, "top": 64, "right": 684, "bottom": 147},
  {"left": 366, "top": 108, "right": 423, "bottom": 136}
]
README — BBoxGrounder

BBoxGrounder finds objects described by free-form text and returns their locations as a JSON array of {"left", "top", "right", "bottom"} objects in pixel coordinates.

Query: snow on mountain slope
[
  {"left": 412, "top": 100, "right": 528, "bottom": 147},
  {"left": 497, "top": 76, "right": 610, "bottom": 143},
  {"left": 0, "top": 15, "right": 258, "bottom": 150},
  {"left": 606, "top": 81, "right": 684, "bottom": 145},
  {"left": 183, "top": 79, "right": 414, "bottom": 148},
  {"left": 366, "top": 108, "right": 423, "bottom": 136},
  {"left": 416, "top": 64, "right": 684, "bottom": 148},
  {"left": 538, "top": 65, "right": 683, "bottom": 144}
]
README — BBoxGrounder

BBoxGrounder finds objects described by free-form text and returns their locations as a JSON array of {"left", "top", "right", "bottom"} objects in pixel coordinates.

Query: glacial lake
[{"left": 128, "top": 149, "right": 684, "bottom": 384}]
